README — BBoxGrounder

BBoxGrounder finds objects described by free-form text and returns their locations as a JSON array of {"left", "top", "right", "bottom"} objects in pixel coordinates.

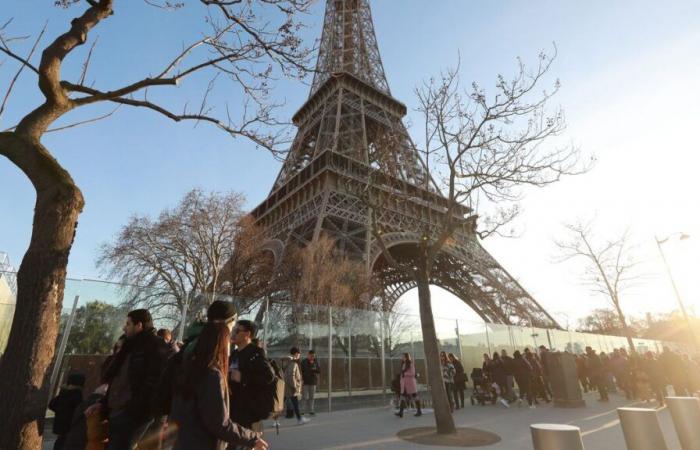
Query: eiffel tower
[{"left": 250, "top": 0, "right": 559, "bottom": 328}]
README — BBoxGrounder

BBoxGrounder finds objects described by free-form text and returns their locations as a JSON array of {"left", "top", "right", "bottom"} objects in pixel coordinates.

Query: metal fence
[{"left": 0, "top": 272, "right": 686, "bottom": 412}]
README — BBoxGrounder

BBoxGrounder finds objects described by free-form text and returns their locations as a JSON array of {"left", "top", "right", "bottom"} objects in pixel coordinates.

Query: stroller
[{"left": 469, "top": 368, "right": 495, "bottom": 406}]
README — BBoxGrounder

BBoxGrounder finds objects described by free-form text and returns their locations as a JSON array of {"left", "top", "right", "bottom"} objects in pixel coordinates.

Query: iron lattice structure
[{"left": 251, "top": 0, "right": 559, "bottom": 328}]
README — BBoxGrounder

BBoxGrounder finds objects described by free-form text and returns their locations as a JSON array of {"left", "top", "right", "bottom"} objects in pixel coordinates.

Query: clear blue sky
[{"left": 2, "top": 0, "right": 700, "bottom": 321}]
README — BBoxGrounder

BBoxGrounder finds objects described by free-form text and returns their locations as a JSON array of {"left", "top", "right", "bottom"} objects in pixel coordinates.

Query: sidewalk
[
  {"left": 262, "top": 392, "right": 682, "bottom": 450},
  {"left": 42, "top": 391, "right": 684, "bottom": 449}
]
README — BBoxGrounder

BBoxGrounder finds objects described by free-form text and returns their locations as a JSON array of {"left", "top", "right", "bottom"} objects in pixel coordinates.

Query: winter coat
[
  {"left": 513, "top": 356, "right": 533, "bottom": 383},
  {"left": 488, "top": 359, "right": 507, "bottom": 385},
  {"left": 501, "top": 356, "right": 515, "bottom": 377},
  {"left": 400, "top": 362, "right": 418, "bottom": 395},
  {"left": 62, "top": 392, "right": 107, "bottom": 450},
  {"left": 452, "top": 359, "right": 467, "bottom": 390},
  {"left": 442, "top": 362, "right": 456, "bottom": 384},
  {"left": 170, "top": 368, "right": 259, "bottom": 450},
  {"left": 103, "top": 327, "right": 169, "bottom": 422},
  {"left": 152, "top": 321, "right": 205, "bottom": 416},
  {"left": 283, "top": 357, "right": 303, "bottom": 398},
  {"left": 48, "top": 386, "right": 83, "bottom": 435},
  {"left": 300, "top": 358, "right": 321, "bottom": 385},
  {"left": 229, "top": 344, "right": 276, "bottom": 428}
]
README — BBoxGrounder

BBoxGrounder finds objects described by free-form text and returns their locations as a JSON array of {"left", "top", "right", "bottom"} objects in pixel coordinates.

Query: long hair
[
  {"left": 180, "top": 322, "right": 230, "bottom": 398},
  {"left": 402, "top": 352, "right": 412, "bottom": 371}
]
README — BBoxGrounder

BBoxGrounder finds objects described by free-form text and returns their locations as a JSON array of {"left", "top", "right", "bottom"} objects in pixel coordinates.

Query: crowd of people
[
  {"left": 574, "top": 345, "right": 700, "bottom": 406},
  {"left": 47, "top": 301, "right": 322, "bottom": 450},
  {"left": 47, "top": 302, "right": 699, "bottom": 448},
  {"left": 391, "top": 343, "right": 700, "bottom": 417}
]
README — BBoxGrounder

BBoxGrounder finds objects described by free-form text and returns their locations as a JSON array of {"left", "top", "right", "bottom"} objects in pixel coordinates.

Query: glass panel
[
  {"left": 485, "top": 323, "right": 515, "bottom": 355},
  {"left": 457, "top": 319, "right": 489, "bottom": 374}
]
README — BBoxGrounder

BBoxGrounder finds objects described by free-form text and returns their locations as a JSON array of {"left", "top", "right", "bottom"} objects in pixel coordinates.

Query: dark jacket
[
  {"left": 62, "top": 392, "right": 105, "bottom": 450},
  {"left": 229, "top": 344, "right": 275, "bottom": 428},
  {"left": 170, "top": 368, "right": 258, "bottom": 450},
  {"left": 300, "top": 358, "right": 321, "bottom": 385},
  {"left": 488, "top": 359, "right": 507, "bottom": 385},
  {"left": 103, "top": 327, "right": 169, "bottom": 421},
  {"left": 501, "top": 356, "right": 515, "bottom": 377},
  {"left": 513, "top": 356, "right": 533, "bottom": 381},
  {"left": 48, "top": 386, "right": 83, "bottom": 435},
  {"left": 452, "top": 359, "right": 467, "bottom": 389},
  {"left": 153, "top": 322, "right": 205, "bottom": 416}
]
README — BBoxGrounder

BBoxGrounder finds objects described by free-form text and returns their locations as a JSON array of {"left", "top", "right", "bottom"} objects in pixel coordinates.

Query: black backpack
[{"left": 256, "top": 358, "right": 286, "bottom": 420}]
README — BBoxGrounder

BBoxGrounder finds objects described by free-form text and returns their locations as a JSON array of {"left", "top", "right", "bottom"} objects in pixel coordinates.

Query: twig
[
  {"left": 0, "top": 22, "right": 47, "bottom": 122},
  {"left": 46, "top": 104, "right": 121, "bottom": 132}
]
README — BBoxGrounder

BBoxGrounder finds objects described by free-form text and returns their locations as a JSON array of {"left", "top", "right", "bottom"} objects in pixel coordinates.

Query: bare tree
[
  {"left": 98, "top": 189, "right": 273, "bottom": 338},
  {"left": 578, "top": 307, "right": 632, "bottom": 335},
  {"left": 365, "top": 50, "right": 585, "bottom": 434},
  {"left": 284, "top": 235, "right": 372, "bottom": 309},
  {"left": 0, "top": 1, "right": 313, "bottom": 446},
  {"left": 554, "top": 220, "right": 643, "bottom": 352}
]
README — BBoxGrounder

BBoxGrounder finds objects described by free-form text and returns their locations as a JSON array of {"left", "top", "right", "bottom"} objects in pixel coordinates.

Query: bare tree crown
[
  {"left": 1, "top": 0, "right": 315, "bottom": 152},
  {"left": 415, "top": 49, "right": 588, "bottom": 239}
]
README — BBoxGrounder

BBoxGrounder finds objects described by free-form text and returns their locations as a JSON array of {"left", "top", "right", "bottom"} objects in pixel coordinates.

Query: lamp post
[{"left": 655, "top": 232, "right": 697, "bottom": 350}]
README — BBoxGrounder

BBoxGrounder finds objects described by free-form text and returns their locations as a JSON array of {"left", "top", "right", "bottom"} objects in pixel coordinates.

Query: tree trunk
[
  {"left": 416, "top": 264, "right": 456, "bottom": 434},
  {"left": 613, "top": 298, "right": 635, "bottom": 354},
  {"left": 0, "top": 133, "right": 84, "bottom": 450}
]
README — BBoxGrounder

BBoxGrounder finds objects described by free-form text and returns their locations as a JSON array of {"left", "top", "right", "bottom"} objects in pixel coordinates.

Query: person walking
[
  {"left": 300, "top": 350, "right": 321, "bottom": 416},
  {"left": 513, "top": 350, "right": 535, "bottom": 408},
  {"left": 102, "top": 309, "right": 169, "bottom": 450},
  {"left": 440, "top": 351, "right": 456, "bottom": 412},
  {"left": 524, "top": 348, "right": 550, "bottom": 403},
  {"left": 396, "top": 353, "right": 422, "bottom": 418},
  {"left": 48, "top": 372, "right": 85, "bottom": 450},
  {"left": 575, "top": 354, "right": 590, "bottom": 393},
  {"left": 282, "top": 347, "right": 309, "bottom": 425},
  {"left": 228, "top": 319, "right": 277, "bottom": 437},
  {"left": 448, "top": 353, "right": 466, "bottom": 409},
  {"left": 489, "top": 352, "right": 510, "bottom": 407},
  {"left": 659, "top": 346, "right": 689, "bottom": 396},
  {"left": 169, "top": 321, "right": 267, "bottom": 450},
  {"left": 501, "top": 349, "right": 517, "bottom": 403},
  {"left": 641, "top": 351, "right": 666, "bottom": 406},
  {"left": 585, "top": 346, "right": 609, "bottom": 401}
]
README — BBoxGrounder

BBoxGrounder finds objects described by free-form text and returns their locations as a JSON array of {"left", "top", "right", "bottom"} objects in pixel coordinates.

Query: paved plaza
[
  {"left": 42, "top": 391, "right": 685, "bottom": 449},
  {"left": 261, "top": 392, "right": 682, "bottom": 450}
]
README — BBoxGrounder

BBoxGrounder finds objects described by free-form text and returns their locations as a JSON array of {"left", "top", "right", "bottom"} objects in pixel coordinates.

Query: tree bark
[
  {"left": 0, "top": 132, "right": 84, "bottom": 450},
  {"left": 416, "top": 263, "right": 456, "bottom": 435},
  {"left": 613, "top": 298, "right": 635, "bottom": 353}
]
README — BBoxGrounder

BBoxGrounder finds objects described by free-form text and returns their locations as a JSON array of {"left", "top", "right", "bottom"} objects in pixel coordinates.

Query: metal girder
[{"left": 245, "top": 0, "right": 561, "bottom": 330}]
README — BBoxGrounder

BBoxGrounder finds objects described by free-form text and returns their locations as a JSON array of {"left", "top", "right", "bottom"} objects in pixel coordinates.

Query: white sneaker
[
  {"left": 499, "top": 398, "right": 510, "bottom": 408},
  {"left": 529, "top": 405, "right": 536, "bottom": 409},
  {"left": 298, "top": 417, "right": 310, "bottom": 425}
]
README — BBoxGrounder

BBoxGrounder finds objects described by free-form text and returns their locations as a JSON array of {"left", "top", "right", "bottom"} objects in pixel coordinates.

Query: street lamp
[{"left": 655, "top": 232, "right": 697, "bottom": 350}]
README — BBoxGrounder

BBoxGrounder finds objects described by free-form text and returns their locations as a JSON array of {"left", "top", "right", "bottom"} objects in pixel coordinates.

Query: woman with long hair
[
  {"left": 440, "top": 351, "right": 456, "bottom": 412},
  {"left": 169, "top": 322, "right": 268, "bottom": 450},
  {"left": 395, "top": 353, "right": 422, "bottom": 418},
  {"left": 448, "top": 353, "right": 466, "bottom": 409}
]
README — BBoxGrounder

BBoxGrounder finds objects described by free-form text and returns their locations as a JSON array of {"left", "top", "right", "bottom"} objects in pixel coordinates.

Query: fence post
[
  {"left": 531, "top": 424, "right": 584, "bottom": 450},
  {"left": 456, "top": 320, "right": 464, "bottom": 361},
  {"left": 380, "top": 312, "right": 386, "bottom": 402},
  {"left": 667, "top": 396, "right": 700, "bottom": 450},
  {"left": 617, "top": 407, "right": 668, "bottom": 450},
  {"left": 50, "top": 294, "right": 80, "bottom": 397},
  {"left": 328, "top": 305, "right": 333, "bottom": 413}
]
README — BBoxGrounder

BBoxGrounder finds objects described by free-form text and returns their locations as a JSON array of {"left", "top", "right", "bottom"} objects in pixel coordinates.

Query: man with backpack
[{"left": 229, "top": 320, "right": 277, "bottom": 435}]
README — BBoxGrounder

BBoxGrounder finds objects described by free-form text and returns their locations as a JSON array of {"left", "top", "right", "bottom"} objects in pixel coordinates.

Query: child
[{"left": 48, "top": 373, "right": 85, "bottom": 450}]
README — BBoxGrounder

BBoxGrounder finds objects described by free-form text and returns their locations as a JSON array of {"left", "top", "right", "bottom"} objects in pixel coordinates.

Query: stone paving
[{"left": 42, "top": 391, "right": 684, "bottom": 449}]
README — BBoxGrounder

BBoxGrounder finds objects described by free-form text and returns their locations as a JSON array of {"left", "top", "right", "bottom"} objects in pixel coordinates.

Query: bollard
[
  {"left": 667, "top": 397, "right": 700, "bottom": 450},
  {"left": 531, "top": 424, "right": 585, "bottom": 450},
  {"left": 617, "top": 407, "right": 668, "bottom": 450}
]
